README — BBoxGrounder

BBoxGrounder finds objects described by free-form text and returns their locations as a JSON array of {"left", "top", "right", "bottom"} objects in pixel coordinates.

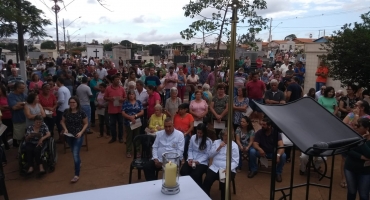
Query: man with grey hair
[
  {"left": 144, "top": 117, "right": 184, "bottom": 181},
  {"left": 135, "top": 80, "right": 148, "bottom": 134},
  {"left": 7, "top": 68, "right": 24, "bottom": 91},
  {"left": 264, "top": 79, "right": 286, "bottom": 105}
]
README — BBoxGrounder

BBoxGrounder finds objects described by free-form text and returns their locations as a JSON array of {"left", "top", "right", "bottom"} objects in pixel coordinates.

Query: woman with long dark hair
[
  {"left": 304, "top": 88, "right": 316, "bottom": 99},
  {"left": 235, "top": 116, "right": 255, "bottom": 172},
  {"left": 318, "top": 86, "right": 338, "bottom": 115},
  {"left": 180, "top": 123, "right": 212, "bottom": 187},
  {"left": 60, "top": 96, "right": 88, "bottom": 183},
  {"left": 0, "top": 85, "right": 12, "bottom": 150},
  {"left": 345, "top": 117, "right": 370, "bottom": 200}
]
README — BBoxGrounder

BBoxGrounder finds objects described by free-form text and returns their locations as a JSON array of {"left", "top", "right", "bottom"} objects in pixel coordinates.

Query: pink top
[
  {"left": 164, "top": 72, "right": 178, "bottom": 89},
  {"left": 0, "top": 97, "right": 11, "bottom": 119},
  {"left": 97, "top": 92, "right": 105, "bottom": 105},
  {"left": 190, "top": 99, "right": 207, "bottom": 121},
  {"left": 147, "top": 92, "right": 161, "bottom": 118},
  {"left": 104, "top": 85, "right": 126, "bottom": 114},
  {"left": 29, "top": 80, "right": 43, "bottom": 91}
]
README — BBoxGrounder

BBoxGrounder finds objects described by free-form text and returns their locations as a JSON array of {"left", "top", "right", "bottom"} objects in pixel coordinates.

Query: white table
[{"left": 31, "top": 176, "right": 211, "bottom": 200}]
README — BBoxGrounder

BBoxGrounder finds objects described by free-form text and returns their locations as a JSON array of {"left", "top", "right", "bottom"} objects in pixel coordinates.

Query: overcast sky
[{"left": 27, "top": 0, "right": 370, "bottom": 44}]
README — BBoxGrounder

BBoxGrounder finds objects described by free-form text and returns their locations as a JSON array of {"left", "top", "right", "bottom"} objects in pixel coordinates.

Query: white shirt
[
  {"left": 57, "top": 86, "right": 71, "bottom": 112},
  {"left": 279, "top": 64, "right": 289, "bottom": 77},
  {"left": 208, "top": 139, "right": 239, "bottom": 173},
  {"left": 187, "top": 135, "right": 212, "bottom": 166},
  {"left": 89, "top": 60, "right": 95, "bottom": 66},
  {"left": 152, "top": 129, "right": 185, "bottom": 162},
  {"left": 97, "top": 68, "right": 108, "bottom": 80},
  {"left": 136, "top": 68, "right": 143, "bottom": 76},
  {"left": 315, "top": 91, "right": 323, "bottom": 101},
  {"left": 135, "top": 88, "right": 149, "bottom": 109}
]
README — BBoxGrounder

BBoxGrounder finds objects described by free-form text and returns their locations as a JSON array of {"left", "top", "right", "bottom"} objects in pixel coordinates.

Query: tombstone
[
  {"left": 112, "top": 45, "right": 131, "bottom": 61},
  {"left": 86, "top": 45, "right": 103, "bottom": 59}
]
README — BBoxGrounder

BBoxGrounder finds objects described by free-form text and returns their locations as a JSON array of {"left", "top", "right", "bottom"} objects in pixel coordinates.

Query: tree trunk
[
  {"left": 15, "top": 0, "right": 27, "bottom": 82},
  {"left": 215, "top": 5, "right": 229, "bottom": 67}
]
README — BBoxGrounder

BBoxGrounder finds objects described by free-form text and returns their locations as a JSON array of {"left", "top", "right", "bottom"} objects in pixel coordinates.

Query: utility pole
[
  {"left": 268, "top": 18, "right": 272, "bottom": 42},
  {"left": 63, "top": 18, "right": 66, "bottom": 52},
  {"left": 52, "top": 0, "right": 61, "bottom": 54},
  {"left": 324, "top": 29, "right": 325, "bottom": 37}
]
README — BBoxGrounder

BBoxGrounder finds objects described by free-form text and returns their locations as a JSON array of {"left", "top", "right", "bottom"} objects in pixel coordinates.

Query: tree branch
[{"left": 97, "top": 0, "right": 113, "bottom": 12}]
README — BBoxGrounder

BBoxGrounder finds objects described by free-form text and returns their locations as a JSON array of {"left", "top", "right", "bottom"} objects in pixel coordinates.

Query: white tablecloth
[{"left": 31, "top": 176, "right": 211, "bottom": 200}]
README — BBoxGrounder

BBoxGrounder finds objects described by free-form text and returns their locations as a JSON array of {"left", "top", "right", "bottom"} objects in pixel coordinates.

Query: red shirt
[
  {"left": 256, "top": 58, "right": 263, "bottom": 68},
  {"left": 107, "top": 68, "right": 118, "bottom": 76},
  {"left": 316, "top": 66, "right": 329, "bottom": 83},
  {"left": 246, "top": 80, "right": 266, "bottom": 99},
  {"left": 104, "top": 85, "right": 126, "bottom": 114},
  {"left": 173, "top": 113, "right": 194, "bottom": 133},
  {"left": 38, "top": 93, "right": 57, "bottom": 116},
  {"left": 147, "top": 92, "right": 161, "bottom": 118},
  {"left": 0, "top": 97, "right": 11, "bottom": 119}
]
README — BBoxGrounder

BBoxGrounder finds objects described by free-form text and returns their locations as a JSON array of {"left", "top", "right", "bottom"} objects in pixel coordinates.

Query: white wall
[{"left": 86, "top": 45, "right": 103, "bottom": 58}]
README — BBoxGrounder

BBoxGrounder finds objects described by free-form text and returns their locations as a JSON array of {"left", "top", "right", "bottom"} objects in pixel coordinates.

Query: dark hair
[
  {"left": 0, "top": 85, "right": 7, "bottom": 97},
  {"left": 136, "top": 80, "right": 144, "bottom": 86},
  {"left": 196, "top": 123, "right": 209, "bottom": 151},
  {"left": 359, "top": 100, "right": 370, "bottom": 115},
  {"left": 112, "top": 75, "right": 120, "bottom": 81},
  {"left": 357, "top": 117, "right": 370, "bottom": 130},
  {"left": 237, "top": 87, "right": 247, "bottom": 97},
  {"left": 216, "top": 83, "right": 225, "bottom": 90},
  {"left": 307, "top": 88, "right": 316, "bottom": 98},
  {"left": 99, "top": 82, "right": 107, "bottom": 88},
  {"left": 26, "top": 92, "right": 38, "bottom": 104},
  {"left": 14, "top": 81, "right": 25, "bottom": 90},
  {"left": 67, "top": 96, "right": 81, "bottom": 112},
  {"left": 147, "top": 85, "right": 155, "bottom": 91},
  {"left": 323, "top": 86, "right": 335, "bottom": 98},
  {"left": 178, "top": 103, "right": 189, "bottom": 111},
  {"left": 52, "top": 75, "right": 58, "bottom": 83},
  {"left": 34, "top": 115, "right": 44, "bottom": 122},
  {"left": 81, "top": 76, "right": 88, "bottom": 83},
  {"left": 241, "top": 116, "right": 254, "bottom": 132},
  {"left": 363, "top": 89, "right": 369, "bottom": 97},
  {"left": 262, "top": 118, "right": 272, "bottom": 126},
  {"left": 251, "top": 71, "right": 259, "bottom": 77},
  {"left": 348, "top": 84, "right": 359, "bottom": 93},
  {"left": 57, "top": 77, "right": 64, "bottom": 85},
  {"left": 293, "top": 76, "right": 300, "bottom": 83}
]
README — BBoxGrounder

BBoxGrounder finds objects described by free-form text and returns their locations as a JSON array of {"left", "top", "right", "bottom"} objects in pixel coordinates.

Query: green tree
[
  {"left": 0, "top": 0, "right": 52, "bottom": 38},
  {"left": 180, "top": 0, "right": 268, "bottom": 59},
  {"left": 321, "top": 11, "right": 370, "bottom": 88},
  {"left": 76, "top": 42, "right": 81, "bottom": 47},
  {"left": 238, "top": 32, "right": 262, "bottom": 48},
  {"left": 41, "top": 41, "right": 56, "bottom": 50},
  {"left": 104, "top": 43, "right": 117, "bottom": 51},
  {"left": 284, "top": 34, "right": 297, "bottom": 41},
  {"left": 120, "top": 40, "right": 132, "bottom": 47}
]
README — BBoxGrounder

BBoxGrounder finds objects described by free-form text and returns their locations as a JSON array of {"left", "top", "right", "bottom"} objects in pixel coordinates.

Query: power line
[
  {"left": 275, "top": 25, "right": 343, "bottom": 29},
  {"left": 39, "top": 0, "right": 53, "bottom": 14},
  {"left": 60, "top": 0, "right": 76, "bottom": 12},
  {"left": 274, "top": 7, "right": 369, "bottom": 21}
]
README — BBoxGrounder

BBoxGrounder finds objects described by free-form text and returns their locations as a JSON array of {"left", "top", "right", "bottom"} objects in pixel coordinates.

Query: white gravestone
[{"left": 86, "top": 45, "right": 103, "bottom": 59}]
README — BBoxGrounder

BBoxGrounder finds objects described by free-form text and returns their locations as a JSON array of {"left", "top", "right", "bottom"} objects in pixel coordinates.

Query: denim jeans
[
  {"left": 65, "top": 135, "right": 83, "bottom": 176},
  {"left": 81, "top": 105, "right": 91, "bottom": 131},
  {"left": 98, "top": 113, "right": 110, "bottom": 136},
  {"left": 126, "top": 125, "right": 140, "bottom": 153},
  {"left": 249, "top": 147, "right": 286, "bottom": 174},
  {"left": 109, "top": 113, "right": 123, "bottom": 140},
  {"left": 344, "top": 169, "right": 370, "bottom": 200},
  {"left": 90, "top": 101, "right": 96, "bottom": 125},
  {"left": 183, "top": 134, "right": 191, "bottom": 160},
  {"left": 165, "top": 89, "right": 170, "bottom": 101},
  {"left": 44, "top": 116, "right": 56, "bottom": 137},
  {"left": 316, "top": 82, "right": 325, "bottom": 92}
]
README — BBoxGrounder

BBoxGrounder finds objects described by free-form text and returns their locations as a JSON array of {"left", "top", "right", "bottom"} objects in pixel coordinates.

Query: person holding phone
[{"left": 24, "top": 115, "right": 51, "bottom": 175}]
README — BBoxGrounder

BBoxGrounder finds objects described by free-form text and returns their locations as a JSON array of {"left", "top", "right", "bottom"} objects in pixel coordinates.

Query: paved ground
[{"left": 3, "top": 123, "right": 348, "bottom": 200}]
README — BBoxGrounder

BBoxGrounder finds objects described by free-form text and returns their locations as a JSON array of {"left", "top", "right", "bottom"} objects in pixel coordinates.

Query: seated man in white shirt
[
  {"left": 202, "top": 129, "right": 239, "bottom": 200},
  {"left": 315, "top": 85, "right": 326, "bottom": 101},
  {"left": 144, "top": 117, "right": 185, "bottom": 181}
]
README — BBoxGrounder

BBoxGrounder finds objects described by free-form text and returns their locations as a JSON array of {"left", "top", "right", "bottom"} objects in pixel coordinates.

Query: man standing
[
  {"left": 8, "top": 82, "right": 27, "bottom": 147},
  {"left": 7, "top": 68, "right": 24, "bottom": 91},
  {"left": 144, "top": 118, "right": 184, "bottom": 181},
  {"left": 315, "top": 61, "right": 329, "bottom": 91},
  {"left": 135, "top": 80, "right": 149, "bottom": 135},
  {"left": 256, "top": 56, "right": 263, "bottom": 72},
  {"left": 56, "top": 78, "right": 71, "bottom": 142},
  {"left": 279, "top": 59, "right": 289, "bottom": 79},
  {"left": 89, "top": 72, "right": 102, "bottom": 128},
  {"left": 234, "top": 68, "right": 248, "bottom": 95},
  {"left": 76, "top": 77, "right": 93, "bottom": 134},
  {"left": 104, "top": 75, "right": 126, "bottom": 143},
  {"left": 144, "top": 67, "right": 161, "bottom": 87},
  {"left": 294, "top": 61, "right": 305, "bottom": 86},
  {"left": 264, "top": 79, "right": 286, "bottom": 105},
  {"left": 118, "top": 57, "right": 124, "bottom": 71},
  {"left": 164, "top": 66, "right": 178, "bottom": 100},
  {"left": 199, "top": 65, "right": 209, "bottom": 85},
  {"left": 285, "top": 77, "right": 303, "bottom": 103},
  {"left": 139, "top": 67, "right": 149, "bottom": 83},
  {"left": 97, "top": 63, "right": 108, "bottom": 80},
  {"left": 246, "top": 72, "right": 266, "bottom": 123}
]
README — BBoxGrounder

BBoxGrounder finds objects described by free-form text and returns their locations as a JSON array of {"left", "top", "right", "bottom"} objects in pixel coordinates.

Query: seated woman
[
  {"left": 202, "top": 129, "right": 239, "bottom": 200},
  {"left": 24, "top": 115, "right": 51, "bottom": 175},
  {"left": 235, "top": 116, "right": 255, "bottom": 172},
  {"left": 148, "top": 104, "right": 166, "bottom": 133},
  {"left": 180, "top": 123, "right": 212, "bottom": 187}
]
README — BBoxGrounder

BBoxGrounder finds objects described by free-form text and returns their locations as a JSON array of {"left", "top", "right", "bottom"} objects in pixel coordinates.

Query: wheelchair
[{"left": 18, "top": 137, "right": 58, "bottom": 176}]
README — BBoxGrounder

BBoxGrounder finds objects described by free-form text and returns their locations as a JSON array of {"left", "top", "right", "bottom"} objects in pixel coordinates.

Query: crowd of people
[{"left": 0, "top": 53, "right": 369, "bottom": 200}]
